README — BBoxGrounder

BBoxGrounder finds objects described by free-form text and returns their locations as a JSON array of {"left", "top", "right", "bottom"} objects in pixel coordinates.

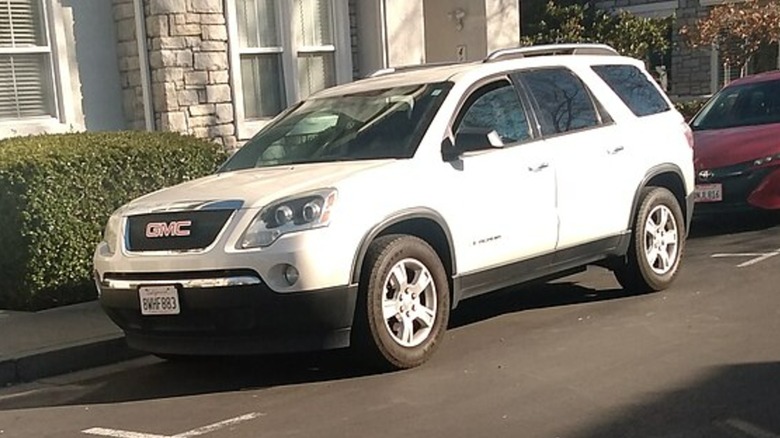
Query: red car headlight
[{"left": 753, "top": 153, "right": 780, "bottom": 167}]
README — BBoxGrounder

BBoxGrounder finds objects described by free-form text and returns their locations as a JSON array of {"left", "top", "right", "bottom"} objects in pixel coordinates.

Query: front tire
[
  {"left": 614, "top": 186, "right": 685, "bottom": 293},
  {"left": 353, "top": 235, "right": 450, "bottom": 370}
]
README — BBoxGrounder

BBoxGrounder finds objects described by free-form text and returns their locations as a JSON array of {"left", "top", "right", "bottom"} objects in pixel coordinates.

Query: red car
[{"left": 691, "top": 70, "right": 780, "bottom": 214}]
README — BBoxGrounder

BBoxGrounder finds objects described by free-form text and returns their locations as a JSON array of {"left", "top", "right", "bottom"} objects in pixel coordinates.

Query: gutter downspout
[
  {"left": 379, "top": 0, "right": 389, "bottom": 68},
  {"left": 133, "top": 0, "right": 154, "bottom": 131}
]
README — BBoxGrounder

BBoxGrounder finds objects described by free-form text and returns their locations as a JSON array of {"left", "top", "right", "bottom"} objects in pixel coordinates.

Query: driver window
[{"left": 455, "top": 80, "right": 531, "bottom": 152}]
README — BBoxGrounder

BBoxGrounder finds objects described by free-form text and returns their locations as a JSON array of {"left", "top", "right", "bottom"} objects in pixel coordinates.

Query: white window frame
[
  {"left": 0, "top": 0, "right": 83, "bottom": 138},
  {"left": 226, "top": 0, "right": 353, "bottom": 140},
  {"left": 710, "top": 44, "right": 780, "bottom": 93}
]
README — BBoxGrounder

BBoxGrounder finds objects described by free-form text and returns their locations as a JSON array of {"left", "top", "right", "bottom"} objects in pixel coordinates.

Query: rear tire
[
  {"left": 613, "top": 186, "right": 685, "bottom": 293},
  {"left": 353, "top": 234, "right": 450, "bottom": 370}
]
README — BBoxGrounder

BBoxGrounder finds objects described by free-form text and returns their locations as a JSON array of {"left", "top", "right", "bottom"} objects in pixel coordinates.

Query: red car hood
[{"left": 693, "top": 122, "right": 780, "bottom": 169}]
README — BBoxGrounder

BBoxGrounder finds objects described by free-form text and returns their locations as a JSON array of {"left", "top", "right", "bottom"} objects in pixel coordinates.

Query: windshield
[
  {"left": 220, "top": 82, "right": 452, "bottom": 172},
  {"left": 692, "top": 79, "right": 780, "bottom": 131}
]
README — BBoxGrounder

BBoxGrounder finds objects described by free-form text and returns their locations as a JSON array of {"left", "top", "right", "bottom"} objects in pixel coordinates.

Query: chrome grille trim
[{"left": 101, "top": 275, "right": 262, "bottom": 290}]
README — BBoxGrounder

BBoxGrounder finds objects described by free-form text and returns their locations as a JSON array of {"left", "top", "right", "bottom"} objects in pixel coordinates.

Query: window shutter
[{"left": 0, "top": 0, "right": 54, "bottom": 119}]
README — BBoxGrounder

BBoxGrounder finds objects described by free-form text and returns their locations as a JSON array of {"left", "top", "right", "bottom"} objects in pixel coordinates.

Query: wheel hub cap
[
  {"left": 382, "top": 258, "right": 437, "bottom": 348},
  {"left": 644, "top": 204, "right": 679, "bottom": 275}
]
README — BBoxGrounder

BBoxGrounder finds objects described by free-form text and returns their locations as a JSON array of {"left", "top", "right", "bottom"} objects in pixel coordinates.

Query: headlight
[
  {"left": 240, "top": 189, "right": 337, "bottom": 249},
  {"left": 101, "top": 209, "right": 124, "bottom": 255},
  {"left": 753, "top": 153, "right": 780, "bottom": 167}
]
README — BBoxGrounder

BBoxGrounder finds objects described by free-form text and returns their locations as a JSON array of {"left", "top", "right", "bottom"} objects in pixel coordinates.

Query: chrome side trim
[{"left": 101, "top": 275, "right": 262, "bottom": 290}]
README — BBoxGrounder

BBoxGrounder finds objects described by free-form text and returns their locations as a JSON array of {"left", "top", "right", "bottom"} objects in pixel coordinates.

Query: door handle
[
  {"left": 607, "top": 146, "right": 625, "bottom": 155},
  {"left": 528, "top": 162, "right": 549, "bottom": 172}
]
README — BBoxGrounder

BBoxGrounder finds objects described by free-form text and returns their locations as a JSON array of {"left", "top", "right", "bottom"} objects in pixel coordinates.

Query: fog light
[{"left": 283, "top": 265, "right": 299, "bottom": 286}]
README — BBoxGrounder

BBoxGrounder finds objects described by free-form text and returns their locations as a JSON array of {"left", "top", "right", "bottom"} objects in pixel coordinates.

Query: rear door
[{"left": 514, "top": 67, "right": 641, "bottom": 250}]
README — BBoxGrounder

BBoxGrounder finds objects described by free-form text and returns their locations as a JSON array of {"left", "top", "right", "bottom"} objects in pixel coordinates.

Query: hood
[
  {"left": 693, "top": 122, "right": 780, "bottom": 169},
  {"left": 123, "top": 160, "right": 394, "bottom": 214}
]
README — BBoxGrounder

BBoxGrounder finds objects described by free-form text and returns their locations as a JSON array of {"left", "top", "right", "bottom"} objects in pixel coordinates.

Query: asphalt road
[{"left": 1, "top": 213, "right": 780, "bottom": 438}]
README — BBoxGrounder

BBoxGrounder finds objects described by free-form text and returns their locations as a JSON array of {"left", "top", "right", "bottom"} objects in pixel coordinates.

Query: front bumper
[
  {"left": 694, "top": 167, "right": 778, "bottom": 216},
  {"left": 98, "top": 270, "right": 358, "bottom": 356}
]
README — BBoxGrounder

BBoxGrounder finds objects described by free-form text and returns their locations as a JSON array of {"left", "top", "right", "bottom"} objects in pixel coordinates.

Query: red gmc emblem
[{"left": 145, "top": 221, "right": 192, "bottom": 238}]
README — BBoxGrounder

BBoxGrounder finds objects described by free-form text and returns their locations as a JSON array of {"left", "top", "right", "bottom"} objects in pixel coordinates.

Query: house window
[
  {"left": 0, "top": 0, "right": 56, "bottom": 121},
  {"left": 712, "top": 43, "right": 780, "bottom": 93},
  {"left": 228, "top": 0, "right": 352, "bottom": 140}
]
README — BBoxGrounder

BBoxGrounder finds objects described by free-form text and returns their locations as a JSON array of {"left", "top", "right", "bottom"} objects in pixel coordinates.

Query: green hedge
[{"left": 0, "top": 131, "right": 228, "bottom": 311}]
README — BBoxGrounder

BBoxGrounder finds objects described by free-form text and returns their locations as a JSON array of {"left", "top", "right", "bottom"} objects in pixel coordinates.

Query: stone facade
[
  {"left": 112, "top": 0, "right": 363, "bottom": 148},
  {"left": 113, "top": 0, "right": 237, "bottom": 148},
  {"left": 113, "top": 0, "right": 147, "bottom": 131},
  {"left": 670, "top": 0, "right": 712, "bottom": 97},
  {"left": 349, "top": 0, "right": 360, "bottom": 79}
]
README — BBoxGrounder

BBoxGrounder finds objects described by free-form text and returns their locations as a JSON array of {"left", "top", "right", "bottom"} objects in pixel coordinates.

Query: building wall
[
  {"left": 71, "top": 0, "right": 126, "bottom": 131},
  {"left": 424, "top": 0, "right": 488, "bottom": 63}
]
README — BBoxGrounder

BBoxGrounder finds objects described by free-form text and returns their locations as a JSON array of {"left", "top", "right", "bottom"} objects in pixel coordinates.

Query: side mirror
[{"left": 441, "top": 137, "right": 461, "bottom": 162}]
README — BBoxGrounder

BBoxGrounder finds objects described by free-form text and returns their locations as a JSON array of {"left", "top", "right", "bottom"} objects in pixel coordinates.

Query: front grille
[{"left": 126, "top": 210, "right": 234, "bottom": 252}]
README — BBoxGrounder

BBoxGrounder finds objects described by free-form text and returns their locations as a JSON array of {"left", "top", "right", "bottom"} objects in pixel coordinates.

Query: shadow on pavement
[
  {"left": 689, "top": 211, "right": 780, "bottom": 239},
  {"left": 449, "top": 280, "right": 629, "bottom": 329},
  {"left": 0, "top": 278, "right": 631, "bottom": 410},
  {"left": 570, "top": 362, "right": 780, "bottom": 438}
]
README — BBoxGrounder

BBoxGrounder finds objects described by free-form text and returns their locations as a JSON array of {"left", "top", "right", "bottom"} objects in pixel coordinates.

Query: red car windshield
[{"left": 692, "top": 79, "right": 780, "bottom": 131}]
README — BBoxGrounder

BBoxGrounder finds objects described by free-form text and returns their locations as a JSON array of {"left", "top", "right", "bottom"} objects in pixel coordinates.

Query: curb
[{"left": 0, "top": 335, "right": 145, "bottom": 386}]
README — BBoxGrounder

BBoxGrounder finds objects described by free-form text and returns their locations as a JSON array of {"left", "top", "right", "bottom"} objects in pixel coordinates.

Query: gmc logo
[{"left": 145, "top": 221, "right": 192, "bottom": 238}]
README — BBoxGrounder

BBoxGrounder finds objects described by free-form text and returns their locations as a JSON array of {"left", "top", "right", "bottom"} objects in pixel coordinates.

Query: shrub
[
  {"left": 675, "top": 98, "right": 708, "bottom": 121},
  {"left": 0, "top": 131, "right": 228, "bottom": 310}
]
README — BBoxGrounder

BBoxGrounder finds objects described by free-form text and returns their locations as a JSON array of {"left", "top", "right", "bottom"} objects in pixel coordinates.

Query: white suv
[{"left": 94, "top": 44, "right": 695, "bottom": 369}]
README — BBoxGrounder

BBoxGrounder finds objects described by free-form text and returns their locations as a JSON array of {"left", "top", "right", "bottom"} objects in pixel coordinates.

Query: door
[
  {"left": 516, "top": 67, "right": 639, "bottom": 249},
  {"left": 440, "top": 78, "right": 558, "bottom": 274}
]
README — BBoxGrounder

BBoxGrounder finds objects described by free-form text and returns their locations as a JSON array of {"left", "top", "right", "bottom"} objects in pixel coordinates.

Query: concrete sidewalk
[{"left": 0, "top": 301, "right": 143, "bottom": 386}]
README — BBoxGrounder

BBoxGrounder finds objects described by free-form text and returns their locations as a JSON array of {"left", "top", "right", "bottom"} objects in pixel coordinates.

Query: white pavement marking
[
  {"left": 82, "top": 412, "right": 263, "bottom": 438},
  {"left": 82, "top": 429, "right": 168, "bottom": 438},
  {"left": 176, "top": 413, "right": 263, "bottom": 438},
  {"left": 710, "top": 248, "right": 780, "bottom": 268},
  {"left": 717, "top": 418, "right": 780, "bottom": 438}
]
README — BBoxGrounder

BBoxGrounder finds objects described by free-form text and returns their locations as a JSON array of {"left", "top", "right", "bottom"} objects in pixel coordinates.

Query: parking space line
[
  {"left": 716, "top": 418, "right": 780, "bottom": 438},
  {"left": 736, "top": 251, "right": 780, "bottom": 268},
  {"left": 82, "top": 412, "right": 263, "bottom": 438},
  {"left": 176, "top": 413, "right": 263, "bottom": 438},
  {"left": 710, "top": 248, "right": 780, "bottom": 268},
  {"left": 82, "top": 428, "right": 168, "bottom": 438}
]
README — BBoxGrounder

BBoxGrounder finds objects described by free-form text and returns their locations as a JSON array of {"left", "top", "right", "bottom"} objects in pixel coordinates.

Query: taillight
[{"left": 682, "top": 122, "right": 694, "bottom": 149}]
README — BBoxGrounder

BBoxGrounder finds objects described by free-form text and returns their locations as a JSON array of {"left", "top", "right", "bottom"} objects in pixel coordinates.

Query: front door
[{"left": 439, "top": 78, "right": 558, "bottom": 275}]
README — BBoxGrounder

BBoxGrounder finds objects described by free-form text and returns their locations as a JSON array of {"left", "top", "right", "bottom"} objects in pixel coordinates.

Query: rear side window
[
  {"left": 592, "top": 65, "right": 670, "bottom": 117},
  {"left": 517, "top": 68, "right": 600, "bottom": 135}
]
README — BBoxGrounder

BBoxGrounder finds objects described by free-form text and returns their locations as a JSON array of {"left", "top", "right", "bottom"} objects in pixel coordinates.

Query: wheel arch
[
  {"left": 628, "top": 164, "right": 690, "bottom": 233},
  {"left": 350, "top": 208, "right": 456, "bottom": 290}
]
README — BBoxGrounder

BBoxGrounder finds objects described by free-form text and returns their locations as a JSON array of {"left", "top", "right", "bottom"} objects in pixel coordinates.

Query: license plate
[
  {"left": 139, "top": 285, "right": 180, "bottom": 315},
  {"left": 694, "top": 183, "right": 722, "bottom": 203}
]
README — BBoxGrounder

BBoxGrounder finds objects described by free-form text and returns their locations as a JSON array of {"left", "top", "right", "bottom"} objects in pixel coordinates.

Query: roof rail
[
  {"left": 484, "top": 43, "right": 619, "bottom": 62},
  {"left": 368, "top": 61, "right": 462, "bottom": 78}
]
